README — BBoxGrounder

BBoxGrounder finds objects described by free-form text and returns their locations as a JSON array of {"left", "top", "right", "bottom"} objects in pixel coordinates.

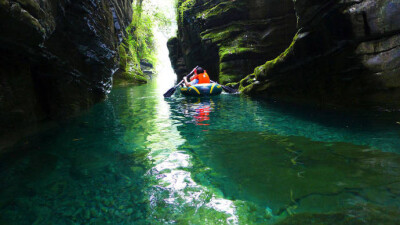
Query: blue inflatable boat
[{"left": 180, "top": 83, "right": 223, "bottom": 97}]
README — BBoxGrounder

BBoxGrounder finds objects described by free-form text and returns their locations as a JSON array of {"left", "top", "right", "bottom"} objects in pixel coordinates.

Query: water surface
[{"left": 1, "top": 79, "right": 400, "bottom": 224}]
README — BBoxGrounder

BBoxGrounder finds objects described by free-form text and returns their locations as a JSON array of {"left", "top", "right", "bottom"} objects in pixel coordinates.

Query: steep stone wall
[
  {"left": 239, "top": 0, "right": 400, "bottom": 109},
  {"left": 168, "top": 0, "right": 297, "bottom": 83},
  {"left": 0, "top": 0, "right": 133, "bottom": 132},
  {"left": 171, "top": 0, "right": 400, "bottom": 109}
]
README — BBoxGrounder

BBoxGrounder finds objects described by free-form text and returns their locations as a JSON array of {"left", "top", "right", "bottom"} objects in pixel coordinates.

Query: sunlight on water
[
  {"left": 144, "top": 0, "right": 178, "bottom": 92},
  {"left": 143, "top": 0, "right": 239, "bottom": 223},
  {"left": 1, "top": 1, "right": 400, "bottom": 224}
]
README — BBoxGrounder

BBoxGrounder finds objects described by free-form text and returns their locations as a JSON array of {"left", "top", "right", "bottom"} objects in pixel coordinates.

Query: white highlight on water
[{"left": 142, "top": 0, "right": 239, "bottom": 223}]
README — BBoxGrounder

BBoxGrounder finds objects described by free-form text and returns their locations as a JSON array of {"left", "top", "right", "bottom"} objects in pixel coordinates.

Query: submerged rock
[
  {"left": 185, "top": 129, "right": 400, "bottom": 223},
  {"left": 0, "top": 0, "right": 133, "bottom": 134},
  {"left": 275, "top": 203, "right": 400, "bottom": 225}
]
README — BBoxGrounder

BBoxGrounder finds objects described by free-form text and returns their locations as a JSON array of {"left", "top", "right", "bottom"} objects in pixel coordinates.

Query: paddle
[
  {"left": 163, "top": 66, "right": 199, "bottom": 98},
  {"left": 210, "top": 80, "right": 238, "bottom": 94}
]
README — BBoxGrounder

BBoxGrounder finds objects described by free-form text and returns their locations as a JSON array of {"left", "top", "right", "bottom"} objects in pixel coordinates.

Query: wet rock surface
[
  {"left": 239, "top": 0, "right": 400, "bottom": 109},
  {"left": 167, "top": 0, "right": 297, "bottom": 83},
  {"left": 171, "top": 0, "right": 400, "bottom": 109},
  {"left": 0, "top": 0, "right": 133, "bottom": 134},
  {"left": 140, "top": 59, "right": 154, "bottom": 78}
]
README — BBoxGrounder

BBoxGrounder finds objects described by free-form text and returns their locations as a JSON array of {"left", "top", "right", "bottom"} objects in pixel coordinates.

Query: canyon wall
[
  {"left": 0, "top": 0, "right": 133, "bottom": 133},
  {"left": 168, "top": 0, "right": 297, "bottom": 83},
  {"left": 239, "top": 0, "right": 400, "bottom": 109},
  {"left": 170, "top": 0, "right": 400, "bottom": 109}
]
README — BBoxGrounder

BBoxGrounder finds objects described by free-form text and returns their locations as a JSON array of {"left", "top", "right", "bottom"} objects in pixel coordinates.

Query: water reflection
[
  {"left": 178, "top": 98, "right": 216, "bottom": 126},
  {"left": 166, "top": 94, "right": 400, "bottom": 224},
  {"left": 1, "top": 82, "right": 400, "bottom": 224},
  {"left": 146, "top": 83, "right": 237, "bottom": 224}
]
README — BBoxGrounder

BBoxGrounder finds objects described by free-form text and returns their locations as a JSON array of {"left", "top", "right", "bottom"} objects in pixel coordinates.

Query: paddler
[{"left": 183, "top": 67, "right": 210, "bottom": 87}]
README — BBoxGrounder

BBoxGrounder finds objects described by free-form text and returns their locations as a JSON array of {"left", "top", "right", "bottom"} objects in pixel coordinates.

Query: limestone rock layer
[
  {"left": 0, "top": 0, "right": 133, "bottom": 132},
  {"left": 239, "top": 0, "right": 400, "bottom": 109},
  {"left": 170, "top": 0, "right": 400, "bottom": 109},
  {"left": 168, "top": 0, "right": 297, "bottom": 83}
]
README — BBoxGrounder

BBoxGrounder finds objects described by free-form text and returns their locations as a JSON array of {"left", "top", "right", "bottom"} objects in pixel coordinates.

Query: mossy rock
[
  {"left": 219, "top": 46, "right": 266, "bottom": 62},
  {"left": 113, "top": 70, "right": 147, "bottom": 86},
  {"left": 239, "top": 33, "right": 299, "bottom": 93},
  {"left": 171, "top": 0, "right": 298, "bottom": 91},
  {"left": 177, "top": 0, "right": 197, "bottom": 25},
  {"left": 201, "top": 23, "right": 244, "bottom": 44},
  {"left": 218, "top": 72, "right": 237, "bottom": 84},
  {"left": 220, "top": 59, "right": 267, "bottom": 84},
  {"left": 118, "top": 45, "right": 128, "bottom": 71},
  {"left": 197, "top": 1, "right": 247, "bottom": 29},
  {"left": 14, "top": 0, "right": 45, "bottom": 19}
]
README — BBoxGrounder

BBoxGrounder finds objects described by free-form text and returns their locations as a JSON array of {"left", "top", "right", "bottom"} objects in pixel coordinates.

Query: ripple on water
[{"left": 1, "top": 84, "right": 400, "bottom": 224}]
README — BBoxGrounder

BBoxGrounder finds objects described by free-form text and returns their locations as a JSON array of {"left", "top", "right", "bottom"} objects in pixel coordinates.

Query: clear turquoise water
[{"left": 1, "top": 81, "right": 400, "bottom": 224}]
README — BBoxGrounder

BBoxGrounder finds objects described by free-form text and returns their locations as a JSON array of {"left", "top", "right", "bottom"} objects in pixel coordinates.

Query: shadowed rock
[
  {"left": 239, "top": 0, "right": 400, "bottom": 110},
  {"left": 167, "top": 0, "right": 297, "bottom": 83},
  {"left": 0, "top": 0, "right": 133, "bottom": 134}
]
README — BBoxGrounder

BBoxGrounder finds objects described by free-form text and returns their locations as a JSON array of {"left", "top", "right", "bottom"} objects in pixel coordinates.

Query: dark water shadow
[
  {"left": 0, "top": 87, "right": 153, "bottom": 225},
  {"left": 252, "top": 95, "right": 400, "bottom": 134}
]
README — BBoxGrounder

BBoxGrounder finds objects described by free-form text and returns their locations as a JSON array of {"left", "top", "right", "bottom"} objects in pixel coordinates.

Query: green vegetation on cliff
[
  {"left": 177, "top": 0, "right": 196, "bottom": 24},
  {"left": 114, "top": 3, "right": 154, "bottom": 86},
  {"left": 114, "top": 0, "right": 173, "bottom": 86},
  {"left": 170, "top": 0, "right": 297, "bottom": 85},
  {"left": 239, "top": 33, "right": 299, "bottom": 93}
]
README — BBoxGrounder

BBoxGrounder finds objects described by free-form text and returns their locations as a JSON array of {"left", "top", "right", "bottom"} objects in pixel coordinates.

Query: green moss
[
  {"left": 200, "top": 19, "right": 268, "bottom": 44},
  {"left": 201, "top": 24, "right": 243, "bottom": 44},
  {"left": 114, "top": 4, "right": 159, "bottom": 86},
  {"left": 225, "top": 82, "right": 239, "bottom": 88},
  {"left": 219, "top": 61, "right": 249, "bottom": 84},
  {"left": 177, "top": 0, "right": 196, "bottom": 25},
  {"left": 239, "top": 33, "right": 299, "bottom": 93},
  {"left": 134, "top": 74, "right": 148, "bottom": 83},
  {"left": 197, "top": 1, "right": 242, "bottom": 20},
  {"left": 219, "top": 46, "right": 261, "bottom": 62},
  {"left": 113, "top": 71, "right": 148, "bottom": 86},
  {"left": 118, "top": 45, "right": 128, "bottom": 71},
  {"left": 219, "top": 72, "right": 237, "bottom": 84}
]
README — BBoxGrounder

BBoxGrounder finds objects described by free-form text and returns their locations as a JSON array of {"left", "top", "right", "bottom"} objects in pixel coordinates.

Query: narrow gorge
[{"left": 1, "top": 1, "right": 400, "bottom": 224}]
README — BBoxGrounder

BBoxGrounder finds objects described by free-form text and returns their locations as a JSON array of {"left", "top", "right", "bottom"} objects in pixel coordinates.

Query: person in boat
[{"left": 183, "top": 67, "right": 210, "bottom": 87}]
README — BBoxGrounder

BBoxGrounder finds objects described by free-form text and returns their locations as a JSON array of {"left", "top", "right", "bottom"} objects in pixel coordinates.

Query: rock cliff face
[
  {"left": 168, "top": 0, "right": 297, "bottom": 83},
  {"left": 0, "top": 0, "right": 133, "bottom": 133},
  {"left": 170, "top": 0, "right": 400, "bottom": 109},
  {"left": 239, "top": 0, "right": 400, "bottom": 109}
]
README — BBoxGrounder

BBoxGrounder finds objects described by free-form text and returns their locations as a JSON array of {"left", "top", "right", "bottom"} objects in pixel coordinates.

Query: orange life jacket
[{"left": 190, "top": 71, "right": 210, "bottom": 84}]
